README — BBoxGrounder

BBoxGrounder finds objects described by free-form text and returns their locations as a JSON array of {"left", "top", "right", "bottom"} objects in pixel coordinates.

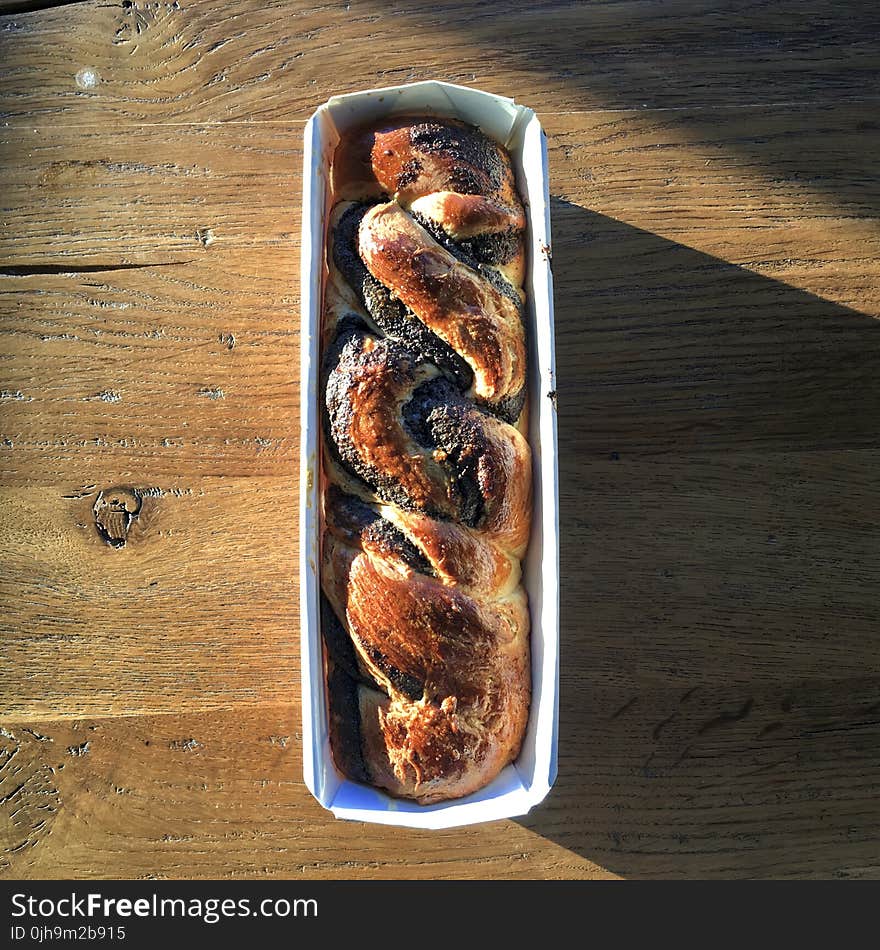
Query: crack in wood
[
  {"left": 0, "top": 0, "right": 92, "bottom": 15},
  {"left": 0, "top": 261, "right": 194, "bottom": 277},
  {"left": 697, "top": 697, "right": 755, "bottom": 736},
  {"left": 610, "top": 695, "right": 638, "bottom": 720},
  {"left": 169, "top": 738, "right": 203, "bottom": 753},
  {"left": 62, "top": 484, "right": 98, "bottom": 499},
  {"left": 652, "top": 712, "right": 676, "bottom": 741},
  {"left": 0, "top": 730, "right": 61, "bottom": 871},
  {"left": 21, "top": 730, "right": 52, "bottom": 742},
  {"left": 758, "top": 721, "right": 783, "bottom": 738}
]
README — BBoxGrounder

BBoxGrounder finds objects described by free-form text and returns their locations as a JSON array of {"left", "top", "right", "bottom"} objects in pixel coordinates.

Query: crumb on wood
[
  {"left": 169, "top": 738, "right": 204, "bottom": 753},
  {"left": 85, "top": 390, "right": 122, "bottom": 403},
  {"left": 75, "top": 67, "right": 100, "bottom": 90}
]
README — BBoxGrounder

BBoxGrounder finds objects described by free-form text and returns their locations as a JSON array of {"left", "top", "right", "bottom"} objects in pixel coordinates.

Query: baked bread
[{"left": 319, "top": 116, "right": 532, "bottom": 804}]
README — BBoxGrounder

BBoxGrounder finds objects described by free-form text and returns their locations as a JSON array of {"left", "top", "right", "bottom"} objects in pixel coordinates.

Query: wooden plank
[
  {"left": 535, "top": 676, "right": 880, "bottom": 879},
  {"left": 0, "top": 1, "right": 878, "bottom": 125},
  {"left": 0, "top": 705, "right": 615, "bottom": 880},
  {"left": 557, "top": 449, "right": 880, "bottom": 693},
  {"left": 1, "top": 478, "right": 298, "bottom": 719},
  {"left": 1, "top": 109, "right": 878, "bottom": 715},
  {"left": 548, "top": 104, "right": 880, "bottom": 258},
  {"left": 0, "top": 131, "right": 301, "bottom": 719},
  {"left": 2, "top": 0, "right": 879, "bottom": 878},
  {"left": 0, "top": 125, "right": 299, "bottom": 479},
  {"left": 3, "top": 442, "right": 879, "bottom": 716},
  {"left": 0, "top": 257, "right": 298, "bottom": 482},
  {"left": 2, "top": 108, "right": 878, "bottom": 485},
  {"left": 2, "top": 690, "right": 879, "bottom": 879},
  {"left": 550, "top": 203, "right": 880, "bottom": 457},
  {"left": 0, "top": 123, "right": 300, "bottom": 263},
  {"left": 4, "top": 442, "right": 878, "bottom": 719}
]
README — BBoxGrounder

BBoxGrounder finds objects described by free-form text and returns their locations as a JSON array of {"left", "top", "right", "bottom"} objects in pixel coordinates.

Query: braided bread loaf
[{"left": 320, "top": 117, "right": 532, "bottom": 804}]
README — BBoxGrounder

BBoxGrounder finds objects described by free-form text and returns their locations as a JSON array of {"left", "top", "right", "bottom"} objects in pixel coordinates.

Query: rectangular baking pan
[{"left": 300, "top": 80, "right": 558, "bottom": 829}]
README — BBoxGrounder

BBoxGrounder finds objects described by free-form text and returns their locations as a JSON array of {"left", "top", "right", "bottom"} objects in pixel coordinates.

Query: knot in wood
[{"left": 93, "top": 487, "right": 142, "bottom": 549}]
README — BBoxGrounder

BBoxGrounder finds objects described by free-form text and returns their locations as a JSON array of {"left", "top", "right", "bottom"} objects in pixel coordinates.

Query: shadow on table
[
  {"left": 361, "top": 0, "right": 880, "bottom": 219},
  {"left": 516, "top": 198, "right": 880, "bottom": 878}
]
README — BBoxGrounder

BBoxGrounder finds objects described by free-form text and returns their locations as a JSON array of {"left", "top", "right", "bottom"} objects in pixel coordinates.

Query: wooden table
[{"left": 2, "top": 0, "right": 879, "bottom": 880}]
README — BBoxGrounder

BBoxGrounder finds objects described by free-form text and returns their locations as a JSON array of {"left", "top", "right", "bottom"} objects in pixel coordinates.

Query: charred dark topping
[
  {"left": 486, "top": 384, "right": 527, "bottom": 426},
  {"left": 327, "top": 486, "right": 435, "bottom": 577},
  {"left": 409, "top": 121, "right": 506, "bottom": 194},
  {"left": 364, "top": 645, "right": 424, "bottom": 701},
  {"left": 465, "top": 228, "right": 522, "bottom": 267},
  {"left": 333, "top": 203, "right": 473, "bottom": 391},
  {"left": 396, "top": 158, "right": 423, "bottom": 189},
  {"left": 403, "top": 378, "right": 488, "bottom": 528},
  {"left": 401, "top": 375, "right": 449, "bottom": 446},
  {"left": 321, "top": 593, "right": 363, "bottom": 682},
  {"left": 478, "top": 262, "right": 524, "bottom": 311},
  {"left": 325, "top": 324, "right": 510, "bottom": 529},
  {"left": 408, "top": 209, "right": 523, "bottom": 313},
  {"left": 408, "top": 208, "right": 480, "bottom": 269},
  {"left": 325, "top": 658, "right": 371, "bottom": 784},
  {"left": 320, "top": 317, "right": 380, "bottom": 499},
  {"left": 363, "top": 519, "right": 434, "bottom": 576},
  {"left": 323, "top": 327, "right": 426, "bottom": 512},
  {"left": 409, "top": 209, "right": 520, "bottom": 268},
  {"left": 322, "top": 312, "right": 371, "bottom": 370},
  {"left": 324, "top": 484, "right": 375, "bottom": 542}
]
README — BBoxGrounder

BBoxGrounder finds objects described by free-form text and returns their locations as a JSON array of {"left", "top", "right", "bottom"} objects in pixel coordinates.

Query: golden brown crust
[
  {"left": 359, "top": 202, "right": 526, "bottom": 407},
  {"left": 322, "top": 533, "right": 530, "bottom": 804},
  {"left": 409, "top": 191, "right": 525, "bottom": 237},
  {"left": 385, "top": 509, "right": 520, "bottom": 595},
  {"left": 320, "top": 115, "right": 532, "bottom": 804},
  {"left": 332, "top": 117, "right": 521, "bottom": 209}
]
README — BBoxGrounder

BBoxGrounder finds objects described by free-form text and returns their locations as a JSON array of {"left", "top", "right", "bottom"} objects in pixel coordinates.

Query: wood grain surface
[{"left": 2, "top": 0, "right": 880, "bottom": 879}]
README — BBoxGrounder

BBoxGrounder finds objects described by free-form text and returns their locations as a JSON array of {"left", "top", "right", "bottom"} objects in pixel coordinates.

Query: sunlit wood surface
[{"left": 1, "top": 0, "right": 879, "bottom": 879}]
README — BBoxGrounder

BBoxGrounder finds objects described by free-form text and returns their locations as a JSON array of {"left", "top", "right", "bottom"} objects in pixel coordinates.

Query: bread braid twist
[{"left": 320, "top": 118, "right": 532, "bottom": 803}]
